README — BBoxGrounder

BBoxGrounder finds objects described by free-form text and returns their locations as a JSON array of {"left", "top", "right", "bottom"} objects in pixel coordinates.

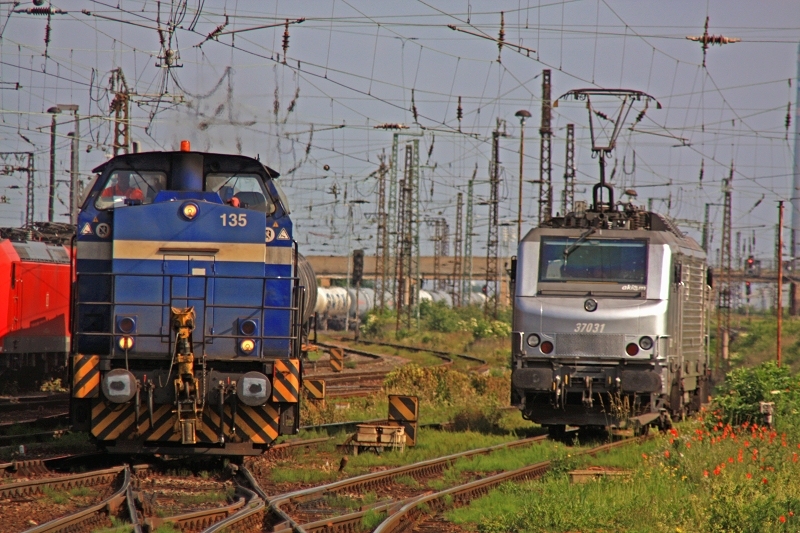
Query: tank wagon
[
  {"left": 0, "top": 237, "right": 72, "bottom": 389},
  {"left": 511, "top": 202, "right": 710, "bottom": 433},
  {"left": 71, "top": 143, "right": 316, "bottom": 455}
]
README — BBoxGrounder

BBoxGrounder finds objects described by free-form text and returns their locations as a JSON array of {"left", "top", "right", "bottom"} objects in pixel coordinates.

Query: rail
[
  {"left": 373, "top": 437, "right": 643, "bottom": 533},
  {"left": 267, "top": 435, "right": 549, "bottom": 533},
  {"left": 19, "top": 466, "right": 133, "bottom": 533}
]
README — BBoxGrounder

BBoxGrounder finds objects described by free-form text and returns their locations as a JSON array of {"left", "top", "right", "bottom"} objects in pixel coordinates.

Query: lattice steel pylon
[
  {"left": 396, "top": 145, "right": 415, "bottom": 332},
  {"left": 375, "top": 153, "right": 388, "bottom": 312},
  {"left": 715, "top": 165, "right": 734, "bottom": 377},
  {"left": 387, "top": 135, "right": 400, "bottom": 301},
  {"left": 485, "top": 119, "right": 503, "bottom": 318},
  {"left": 430, "top": 218, "right": 449, "bottom": 291},
  {"left": 463, "top": 165, "right": 477, "bottom": 306},
  {"left": 452, "top": 192, "right": 464, "bottom": 307},
  {"left": 538, "top": 69, "right": 552, "bottom": 224},
  {"left": 563, "top": 124, "right": 576, "bottom": 214},
  {"left": 109, "top": 68, "right": 131, "bottom": 156}
]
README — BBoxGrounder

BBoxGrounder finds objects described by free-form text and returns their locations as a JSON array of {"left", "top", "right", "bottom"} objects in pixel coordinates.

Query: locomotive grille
[{"left": 555, "top": 334, "right": 624, "bottom": 356}]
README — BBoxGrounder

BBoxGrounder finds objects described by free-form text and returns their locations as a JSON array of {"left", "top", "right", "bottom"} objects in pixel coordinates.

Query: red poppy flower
[
  {"left": 780, "top": 516, "right": 786, "bottom": 523},
  {"left": 762, "top": 478, "right": 768, "bottom": 484}
]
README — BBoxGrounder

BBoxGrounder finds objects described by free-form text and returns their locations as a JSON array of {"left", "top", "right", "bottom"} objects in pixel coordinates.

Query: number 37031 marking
[
  {"left": 574, "top": 322, "right": 605, "bottom": 333},
  {"left": 220, "top": 214, "right": 247, "bottom": 227}
]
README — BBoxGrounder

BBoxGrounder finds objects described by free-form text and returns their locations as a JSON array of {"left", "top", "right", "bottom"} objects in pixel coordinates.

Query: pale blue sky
[{"left": 0, "top": 1, "right": 798, "bottom": 264}]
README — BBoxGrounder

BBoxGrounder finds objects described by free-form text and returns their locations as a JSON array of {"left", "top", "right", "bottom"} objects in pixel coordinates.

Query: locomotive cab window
[
  {"left": 206, "top": 173, "right": 275, "bottom": 214},
  {"left": 539, "top": 237, "right": 648, "bottom": 284},
  {"left": 95, "top": 170, "right": 166, "bottom": 210}
]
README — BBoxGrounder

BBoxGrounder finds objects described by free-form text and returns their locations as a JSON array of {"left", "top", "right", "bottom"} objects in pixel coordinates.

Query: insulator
[
  {"left": 16, "top": 7, "right": 64, "bottom": 15},
  {"left": 785, "top": 103, "right": 791, "bottom": 130},
  {"left": 456, "top": 96, "right": 463, "bottom": 122},
  {"left": 497, "top": 11, "right": 505, "bottom": 60},
  {"left": 282, "top": 20, "right": 290, "bottom": 64}
]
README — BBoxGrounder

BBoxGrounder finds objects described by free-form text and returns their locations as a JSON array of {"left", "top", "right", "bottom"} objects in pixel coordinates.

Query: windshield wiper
[{"left": 563, "top": 227, "right": 596, "bottom": 259}]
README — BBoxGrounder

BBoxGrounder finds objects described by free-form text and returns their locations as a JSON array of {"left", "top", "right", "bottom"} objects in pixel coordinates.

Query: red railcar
[{"left": 0, "top": 239, "right": 72, "bottom": 391}]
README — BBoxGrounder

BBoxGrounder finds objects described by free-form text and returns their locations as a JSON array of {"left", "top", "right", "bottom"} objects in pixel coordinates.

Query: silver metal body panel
[{"left": 511, "top": 222, "right": 710, "bottom": 427}]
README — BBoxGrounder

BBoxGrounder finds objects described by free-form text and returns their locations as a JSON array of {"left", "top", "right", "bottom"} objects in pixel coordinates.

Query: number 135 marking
[
  {"left": 574, "top": 323, "right": 605, "bottom": 333},
  {"left": 220, "top": 214, "right": 247, "bottom": 227}
]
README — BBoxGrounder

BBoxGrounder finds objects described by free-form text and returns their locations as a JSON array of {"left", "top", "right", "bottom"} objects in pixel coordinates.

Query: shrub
[{"left": 713, "top": 361, "right": 800, "bottom": 432}]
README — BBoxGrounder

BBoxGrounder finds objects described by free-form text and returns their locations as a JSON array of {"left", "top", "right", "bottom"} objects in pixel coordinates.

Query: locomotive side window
[
  {"left": 539, "top": 237, "right": 648, "bottom": 284},
  {"left": 206, "top": 173, "right": 275, "bottom": 214},
  {"left": 95, "top": 170, "right": 166, "bottom": 210}
]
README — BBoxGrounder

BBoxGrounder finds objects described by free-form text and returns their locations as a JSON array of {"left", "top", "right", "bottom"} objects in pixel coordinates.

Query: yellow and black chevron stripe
[
  {"left": 329, "top": 347, "right": 344, "bottom": 372},
  {"left": 91, "top": 400, "right": 281, "bottom": 444},
  {"left": 72, "top": 355, "right": 100, "bottom": 398},
  {"left": 388, "top": 395, "right": 419, "bottom": 422},
  {"left": 303, "top": 379, "right": 326, "bottom": 400},
  {"left": 272, "top": 359, "right": 300, "bottom": 403},
  {"left": 400, "top": 421, "right": 417, "bottom": 447}
]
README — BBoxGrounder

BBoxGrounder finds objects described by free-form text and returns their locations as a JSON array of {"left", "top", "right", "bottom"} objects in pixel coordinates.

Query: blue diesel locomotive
[{"left": 70, "top": 143, "right": 315, "bottom": 455}]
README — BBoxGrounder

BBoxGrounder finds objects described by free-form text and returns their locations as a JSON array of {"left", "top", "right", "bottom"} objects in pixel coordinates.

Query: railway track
[
  {"left": 372, "top": 437, "right": 641, "bottom": 533},
  {"left": 4, "top": 464, "right": 141, "bottom": 533},
  {"left": 264, "top": 434, "right": 550, "bottom": 533},
  {"left": 354, "top": 339, "right": 487, "bottom": 365},
  {"left": 0, "top": 394, "right": 69, "bottom": 413}
]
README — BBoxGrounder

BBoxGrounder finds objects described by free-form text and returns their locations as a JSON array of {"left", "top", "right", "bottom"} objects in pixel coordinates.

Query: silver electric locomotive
[{"left": 511, "top": 202, "right": 711, "bottom": 433}]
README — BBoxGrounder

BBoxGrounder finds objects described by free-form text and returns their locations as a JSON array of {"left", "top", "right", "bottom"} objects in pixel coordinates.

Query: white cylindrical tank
[
  {"left": 427, "top": 290, "right": 453, "bottom": 307},
  {"left": 315, "top": 287, "right": 351, "bottom": 317},
  {"left": 347, "top": 287, "right": 376, "bottom": 318},
  {"left": 467, "top": 292, "right": 487, "bottom": 305}
]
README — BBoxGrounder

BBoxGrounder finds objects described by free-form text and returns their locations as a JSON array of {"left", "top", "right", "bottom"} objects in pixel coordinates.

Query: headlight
[
  {"left": 181, "top": 202, "right": 199, "bottom": 220},
  {"left": 626, "top": 343, "right": 640, "bottom": 356},
  {"left": 540, "top": 341, "right": 554, "bottom": 354},
  {"left": 239, "top": 319, "right": 257, "bottom": 336},
  {"left": 117, "top": 316, "right": 136, "bottom": 334},
  {"left": 639, "top": 336, "right": 654, "bottom": 350},
  {"left": 240, "top": 339, "right": 256, "bottom": 354},
  {"left": 101, "top": 369, "right": 137, "bottom": 403},
  {"left": 584, "top": 299, "right": 598, "bottom": 312},
  {"left": 118, "top": 336, "right": 134, "bottom": 350},
  {"left": 236, "top": 371, "right": 272, "bottom": 406},
  {"left": 526, "top": 334, "right": 541, "bottom": 347}
]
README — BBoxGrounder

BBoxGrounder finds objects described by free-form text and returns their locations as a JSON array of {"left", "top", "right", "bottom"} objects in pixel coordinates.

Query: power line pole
[
  {"left": 24, "top": 154, "right": 35, "bottom": 227},
  {"left": 109, "top": 68, "right": 130, "bottom": 156},
  {"left": 563, "top": 123, "right": 575, "bottom": 214},
  {"left": 375, "top": 153, "right": 388, "bottom": 312},
  {"left": 388, "top": 134, "right": 400, "bottom": 301},
  {"left": 515, "top": 109, "right": 531, "bottom": 242},
  {"left": 464, "top": 166, "right": 476, "bottom": 306},
  {"left": 47, "top": 108, "right": 59, "bottom": 222},
  {"left": 452, "top": 192, "right": 464, "bottom": 307},
  {"left": 538, "top": 69, "right": 552, "bottom": 224},
  {"left": 396, "top": 144, "right": 415, "bottom": 332},
  {"left": 485, "top": 119, "right": 504, "bottom": 318},
  {"left": 778, "top": 201, "right": 784, "bottom": 367},
  {"left": 715, "top": 164, "right": 733, "bottom": 377}
]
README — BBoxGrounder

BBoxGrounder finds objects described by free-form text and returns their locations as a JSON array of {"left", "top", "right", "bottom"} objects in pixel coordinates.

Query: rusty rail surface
[
  {"left": 192, "top": 466, "right": 265, "bottom": 533},
  {"left": 267, "top": 435, "right": 549, "bottom": 533},
  {"left": 373, "top": 437, "right": 642, "bottom": 533},
  {"left": 20, "top": 467, "right": 132, "bottom": 533},
  {"left": 0, "top": 465, "right": 125, "bottom": 499},
  {"left": 355, "top": 339, "right": 487, "bottom": 365},
  {"left": 316, "top": 341, "right": 455, "bottom": 366}
]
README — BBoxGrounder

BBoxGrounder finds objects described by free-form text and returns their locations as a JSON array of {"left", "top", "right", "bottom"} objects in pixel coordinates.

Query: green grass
[
  {"left": 361, "top": 509, "right": 387, "bottom": 530},
  {"left": 44, "top": 485, "right": 101, "bottom": 504},
  {"left": 91, "top": 517, "right": 134, "bottom": 533},
  {"left": 151, "top": 524, "right": 182, "bottom": 533},
  {"left": 270, "top": 466, "right": 339, "bottom": 484},
  {"left": 324, "top": 491, "right": 378, "bottom": 510},
  {"left": 446, "top": 417, "right": 800, "bottom": 532}
]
